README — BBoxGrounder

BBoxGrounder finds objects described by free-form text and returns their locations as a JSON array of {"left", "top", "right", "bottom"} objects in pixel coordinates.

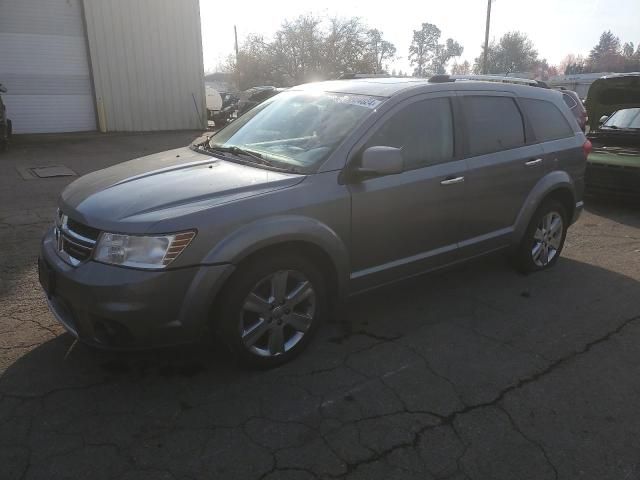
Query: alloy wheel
[
  {"left": 239, "top": 269, "right": 316, "bottom": 357},
  {"left": 531, "top": 211, "right": 564, "bottom": 267}
]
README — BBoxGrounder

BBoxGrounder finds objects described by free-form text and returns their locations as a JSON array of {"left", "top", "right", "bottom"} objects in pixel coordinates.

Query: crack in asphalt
[
  {"left": 2, "top": 298, "right": 639, "bottom": 479},
  {"left": 449, "top": 423, "right": 472, "bottom": 480},
  {"left": 497, "top": 405, "right": 558, "bottom": 480},
  {"left": 323, "top": 312, "right": 640, "bottom": 477}
]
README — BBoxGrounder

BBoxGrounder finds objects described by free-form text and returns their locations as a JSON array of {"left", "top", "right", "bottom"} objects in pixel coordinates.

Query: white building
[
  {"left": 548, "top": 73, "right": 614, "bottom": 100},
  {"left": 0, "top": 0, "right": 206, "bottom": 134}
]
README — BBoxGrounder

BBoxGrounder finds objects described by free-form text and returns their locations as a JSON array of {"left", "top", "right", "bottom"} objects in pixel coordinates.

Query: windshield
[
  {"left": 208, "top": 90, "right": 382, "bottom": 171},
  {"left": 603, "top": 108, "right": 640, "bottom": 129}
]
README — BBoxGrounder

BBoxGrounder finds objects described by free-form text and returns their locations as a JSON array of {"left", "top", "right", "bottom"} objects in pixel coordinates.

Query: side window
[
  {"left": 562, "top": 93, "right": 577, "bottom": 110},
  {"left": 366, "top": 97, "right": 454, "bottom": 170},
  {"left": 521, "top": 98, "right": 574, "bottom": 142},
  {"left": 463, "top": 96, "right": 525, "bottom": 156}
]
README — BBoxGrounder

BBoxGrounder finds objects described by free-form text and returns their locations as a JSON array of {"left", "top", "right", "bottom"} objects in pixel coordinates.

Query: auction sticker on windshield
[{"left": 332, "top": 94, "right": 382, "bottom": 109}]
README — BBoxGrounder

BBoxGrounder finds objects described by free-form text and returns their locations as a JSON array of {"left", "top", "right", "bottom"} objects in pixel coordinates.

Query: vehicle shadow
[
  {"left": 585, "top": 195, "right": 640, "bottom": 228},
  {"left": 1, "top": 256, "right": 638, "bottom": 398},
  {"left": 1, "top": 255, "right": 639, "bottom": 478}
]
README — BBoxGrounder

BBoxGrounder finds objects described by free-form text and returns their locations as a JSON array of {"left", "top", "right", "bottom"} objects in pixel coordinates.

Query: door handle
[
  {"left": 440, "top": 176, "right": 465, "bottom": 185},
  {"left": 525, "top": 158, "right": 543, "bottom": 167}
]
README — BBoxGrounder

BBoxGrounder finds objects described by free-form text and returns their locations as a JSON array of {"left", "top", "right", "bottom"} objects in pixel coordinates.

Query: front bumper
[{"left": 39, "top": 228, "right": 234, "bottom": 349}]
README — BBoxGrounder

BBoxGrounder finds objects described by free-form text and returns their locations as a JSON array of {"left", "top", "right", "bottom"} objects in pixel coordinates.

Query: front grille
[
  {"left": 66, "top": 217, "right": 100, "bottom": 241},
  {"left": 55, "top": 210, "right": 99, "bottom": 265}
]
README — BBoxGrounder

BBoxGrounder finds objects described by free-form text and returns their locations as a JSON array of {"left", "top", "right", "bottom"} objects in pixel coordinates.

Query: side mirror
[
  {"left": 0, "top": 85, "right": 7, "bottom": 93},
  {"left": 354, "top": 146, "right": 404, "bottom": 179},
  {"left": 599, "top": 115, "right": 609, "bottom": 125}
]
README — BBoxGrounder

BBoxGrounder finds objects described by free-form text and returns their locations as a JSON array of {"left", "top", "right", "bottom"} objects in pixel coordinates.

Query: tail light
[{"left": 583, "top": 139, "right": 592, "bottom": 158}]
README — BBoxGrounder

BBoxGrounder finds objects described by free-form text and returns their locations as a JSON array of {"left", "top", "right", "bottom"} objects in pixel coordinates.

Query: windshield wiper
[
  {"left": 202, "top": 143, "right": 304, "bottom": 173},
  {"left": 206, "top": 143, "right": 268, "bottom": 163}
]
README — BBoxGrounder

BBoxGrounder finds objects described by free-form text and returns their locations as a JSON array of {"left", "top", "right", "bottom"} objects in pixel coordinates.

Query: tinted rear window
[
  {"left": 521, "top": 98, "right": 574, "bottom": 142},
  {"left": 463, "top": 96, "right": 525, "bottom": 156}
]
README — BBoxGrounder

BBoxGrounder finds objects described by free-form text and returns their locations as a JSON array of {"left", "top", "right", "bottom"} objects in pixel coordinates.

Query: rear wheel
[
  {"left": 214, "top": 252, "right": 327, "bottom": 368},
  {"left": 515, "top": 199, "right": 568, "bottom": 273}
]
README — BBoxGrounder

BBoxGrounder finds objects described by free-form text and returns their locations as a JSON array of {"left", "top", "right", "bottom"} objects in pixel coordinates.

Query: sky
[{"left": 200, "top": 0, "right": 640, "bottom": 74}]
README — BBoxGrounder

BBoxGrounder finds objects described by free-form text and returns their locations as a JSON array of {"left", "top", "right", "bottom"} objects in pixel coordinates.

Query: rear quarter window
[
  {"left": 521, "top": 98, "right": 575, "bottom": 142},
  {"left": 562, "top": 93, "right": 577, "bottom": 110}
]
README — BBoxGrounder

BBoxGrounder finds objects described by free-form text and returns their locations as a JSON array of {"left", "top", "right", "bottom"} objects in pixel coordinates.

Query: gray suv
[{"left": 39, "top": 77, "right": 589, "bottom": 367}]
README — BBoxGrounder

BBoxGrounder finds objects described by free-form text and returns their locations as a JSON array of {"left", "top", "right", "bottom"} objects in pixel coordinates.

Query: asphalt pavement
[{"left": 1, "top": 132, "right": 639, "bottom": 480}]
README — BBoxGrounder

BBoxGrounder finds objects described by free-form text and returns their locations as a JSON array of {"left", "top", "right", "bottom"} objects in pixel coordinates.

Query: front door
[{"left": 347, "top": 94, "right": 466, "bottom": 292}]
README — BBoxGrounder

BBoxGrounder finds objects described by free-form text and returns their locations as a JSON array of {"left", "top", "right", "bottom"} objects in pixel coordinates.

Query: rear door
[
  {"left": 519, "top": 97, "right": 584, "bottom": 195},
  {"left": 456, "top": 92, "right": 545, "bottom": 257}
]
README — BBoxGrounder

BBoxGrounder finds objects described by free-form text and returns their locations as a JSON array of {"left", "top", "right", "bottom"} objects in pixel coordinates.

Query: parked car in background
[
  {"left": 585, "top": 74, "right": 640, "bottom": 197},
  {"left": 237, "top": 86, "right": 285, "bottom": 116},
  {"left": 587, "top": 108, "right": 640, "bottom": 197},
  {"left": 39, "top": 77, "right": 588, "bottom": 367},
  {"left": 205, "top": 86, "right": 223, "bottom": 128},
  {"left": 559, "top": 89, "right": 588, "bottom": 132},
  {"left": 212, "top": 92, "right": 240, "bottom": 127},
  {"left": 0, "top": 83, "right": 12, "bottom": 151}
]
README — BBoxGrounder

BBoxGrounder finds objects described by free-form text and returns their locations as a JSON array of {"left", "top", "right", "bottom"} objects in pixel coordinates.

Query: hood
[
  {"left": 586, "top": 74, "right": 640, "bottom": 130},
  {"left": 60, "top": 146, "right": 304, "bottom": 232}
]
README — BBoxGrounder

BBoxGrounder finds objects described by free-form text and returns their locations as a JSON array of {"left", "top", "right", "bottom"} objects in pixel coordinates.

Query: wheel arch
[
  {"left": 202, "top": 215, "right": 350, "bottom": 298},
  {"left": 513, "top": 171, "right": 577, "bottom": 245}
]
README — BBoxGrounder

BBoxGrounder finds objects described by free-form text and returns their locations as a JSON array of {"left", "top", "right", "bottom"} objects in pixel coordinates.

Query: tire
[
  {"left": 214, "top": 252, "right": 327, "bottom": 368},
  {"left": 0, "top": 122, "right": 8, "bottom": 152},
  {"left": 515, "top": 199, "right": 568, "bottom": 274}
]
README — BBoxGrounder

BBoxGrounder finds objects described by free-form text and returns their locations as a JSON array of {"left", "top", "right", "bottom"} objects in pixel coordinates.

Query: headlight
[{"left": 94, "top": 231, "right": 196, "bottom": 269}]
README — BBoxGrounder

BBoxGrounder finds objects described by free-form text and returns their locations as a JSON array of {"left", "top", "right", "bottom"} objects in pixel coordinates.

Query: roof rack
[
  {"left": 429, "top": 74, "right": 548, "bottom": 88},
  {"left": 338, "top": 73, "right": 391, "bottom": 80}
]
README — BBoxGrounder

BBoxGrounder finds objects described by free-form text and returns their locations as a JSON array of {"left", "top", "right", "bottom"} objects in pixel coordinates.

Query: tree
[
  {"left": 530, "top": 59, "right": 557, "bottom": 80},
  {"left": 450, "top": 60, "right": 471, "bottom": 75},
  {"left": 473, "top": 32, "right": 539, "bottom": 74},
  {"left": 587, "top": 31, "right": 623, "bottom": 72},
  {"left": 559, "top": 54, "right": 586, "bottom": 75},
  {"left": 432, "top": 38, "right": 463, "bottom": 74},
  {"left": 229, "top": 15, "right": 399, "bottom": 88},
  {"left": 409, "top": 23, "right": 463, "bottom": 77},
  {"left": 233, "top": 35, "right": 277, "bottom": 90},
  {"left": 366, "top": 29, "right": 397, "bottom": 73},
  {"left": 589, "top": 31, "right": 621, "bottom": 62},
  {"left": 270, "top": 15, "right": 325, "bottom": 85},
  {"left": 323, "top": 17, "right": 370, "bottom": 78},
  {"left": 585, "top": 31, "right": 640, "bottom": 72}
]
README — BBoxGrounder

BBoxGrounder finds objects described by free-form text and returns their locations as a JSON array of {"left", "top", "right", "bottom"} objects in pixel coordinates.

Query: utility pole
[
  {"left": 234, "top": 25, "right": 240, "bottom": 89},
  {"left": 482, "top": 0, "right": 492, "bottom": 74}
]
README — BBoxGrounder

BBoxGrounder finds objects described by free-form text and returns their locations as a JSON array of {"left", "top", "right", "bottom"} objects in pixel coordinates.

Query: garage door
[{"left": 0, "top": 0, "right": 96, "bottom": 133}]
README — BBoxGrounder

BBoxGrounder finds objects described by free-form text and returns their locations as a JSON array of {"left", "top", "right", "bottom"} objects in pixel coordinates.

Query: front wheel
[
  {"left": 515, "top": 199, "right": 568, "bottom": 273},
  {"left": 214, "top": 252, "right": 327, "bottom": 368}
]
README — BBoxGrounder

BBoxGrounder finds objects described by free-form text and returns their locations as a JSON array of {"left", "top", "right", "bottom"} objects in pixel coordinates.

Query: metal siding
[
  {"left": 0, "top": 0, "right": 97, "bottom": 133},
  {"left": 83, "top": 0, "right": 206, "bottom": 132}
]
